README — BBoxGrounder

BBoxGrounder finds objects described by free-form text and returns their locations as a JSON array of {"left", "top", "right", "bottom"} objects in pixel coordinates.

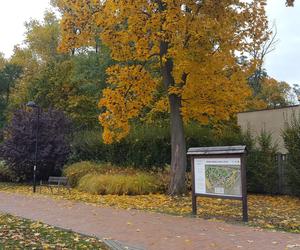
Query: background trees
[
  {"left": 258, "top": 77, "right": 293, "bottom": 108},
  {"left": 0, "top": 63, "right": 22, "bottom": 127},
  {"left": 5, "top": 11, "right": 112, "bottom": 129}
]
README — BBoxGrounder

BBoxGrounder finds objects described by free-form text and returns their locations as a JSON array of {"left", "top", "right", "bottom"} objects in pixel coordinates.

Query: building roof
[
  {"left": 238, "top": 105, "right": 300, "bottom": 114},
  {"left": 187, "top": 145, "right": 246, "bottom": 155}
]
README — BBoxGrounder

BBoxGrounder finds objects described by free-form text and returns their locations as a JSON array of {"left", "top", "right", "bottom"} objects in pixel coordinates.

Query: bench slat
[
  {"left": 48, "top": 177, "right": 68, "bottom": 181},
  {"left": 48, "top": 177, "right": 68, "bottom": 185},
  {"left": 45, "top": 176, "right": 71, "bottom": 194},
  {"left": 39, "top": 177, "right": 71, "bottom": 194}
]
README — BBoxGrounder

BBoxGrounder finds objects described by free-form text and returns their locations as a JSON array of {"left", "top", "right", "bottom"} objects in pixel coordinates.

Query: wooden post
[
  {"left": 241, "top": 154, "right": 248, "bottom": 222},
  {"left": 191, "top": 156, "right": 197, "bottom": 215},
  {"left": 242, "top": 194, "right": 248, "bottom": 222},
  {"left": 192, "top": 193, "right": 197, "bottom": 215}
]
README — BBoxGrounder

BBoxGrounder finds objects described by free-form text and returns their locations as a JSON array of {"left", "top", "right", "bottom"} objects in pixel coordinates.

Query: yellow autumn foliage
[
  {"left": 99, "top": 65, "right": 158, "bottom": 142},
  {"left": 56, "top": 0, "right": 269, "bottom": 143}
]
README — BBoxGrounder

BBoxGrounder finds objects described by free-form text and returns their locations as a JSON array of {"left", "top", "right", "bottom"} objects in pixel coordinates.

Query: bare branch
[{"left": 286, "top": 0, "right": 295, "bottom": 6}]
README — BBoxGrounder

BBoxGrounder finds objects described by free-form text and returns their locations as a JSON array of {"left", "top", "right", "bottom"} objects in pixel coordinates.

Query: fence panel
[{"left": 276, "top": 153, "right": 291, "bottom": 195}]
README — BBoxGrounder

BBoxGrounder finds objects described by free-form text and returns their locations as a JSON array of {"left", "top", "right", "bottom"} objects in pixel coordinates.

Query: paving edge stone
[{"left": 103, "top": 239, "right": 145, "bottom": 250}]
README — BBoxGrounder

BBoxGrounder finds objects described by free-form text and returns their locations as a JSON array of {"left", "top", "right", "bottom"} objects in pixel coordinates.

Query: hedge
[{"left": 69, "top": 124, "right": 290, "bottom": 195}]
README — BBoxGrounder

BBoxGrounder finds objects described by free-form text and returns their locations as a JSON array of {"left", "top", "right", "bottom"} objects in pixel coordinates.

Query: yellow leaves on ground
[
  {"left": 0, "top": 183, "right": 299, "bottom": 233},
  {"left": 0, "top": 213, "right": 108, "bottom": 249}
]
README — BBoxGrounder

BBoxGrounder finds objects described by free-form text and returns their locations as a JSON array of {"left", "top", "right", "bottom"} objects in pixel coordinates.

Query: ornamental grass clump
[
  {"left": 78, "top": 173, "right": 161, "bottom": 195},
  {"left": 63, "top": 161, "right": 104, "bottom": 187},
  {"left": 63, "top": 161, "right": 144, "bottom": 187}
]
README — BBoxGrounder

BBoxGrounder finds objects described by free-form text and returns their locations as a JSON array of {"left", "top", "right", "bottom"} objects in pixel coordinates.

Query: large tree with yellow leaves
[{"left": 56, "top": 0, "right": 269, "bottom": 194}]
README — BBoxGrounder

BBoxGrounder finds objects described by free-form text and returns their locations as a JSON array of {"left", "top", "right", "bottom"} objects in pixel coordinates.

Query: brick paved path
[{"left": 0, "top": 192, "right": 299, "bottom": 250}]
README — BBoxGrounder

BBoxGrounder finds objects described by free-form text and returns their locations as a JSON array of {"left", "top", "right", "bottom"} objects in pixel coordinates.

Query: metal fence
[{"left": 275, "top": 153, "right": 290, "bottom": 194}]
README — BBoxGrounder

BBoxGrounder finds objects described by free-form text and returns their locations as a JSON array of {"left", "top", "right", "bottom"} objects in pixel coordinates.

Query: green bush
[
  {"left": 70, "top": 126, "right": 171, "bottom": 168},
  {"left": 213, "top": 123, "right": 244, "bottom": 146},
  {"left": 78, "top": 173, "right": 161, "bottom": 195},
  {"left": 70, "top": 124, "right": 220, "bottom": 168},
  {"left": 244, "top": 129, "right": 278, "bottom": 194},
  {"left": 70, "top": 130, "right": 104, "bottom": 163},
  {"left": 282, "top": 115, "right": 300, "bottom": 196},
  {"left": 0, "top": 161, "right": 15, "bottom": 182}
]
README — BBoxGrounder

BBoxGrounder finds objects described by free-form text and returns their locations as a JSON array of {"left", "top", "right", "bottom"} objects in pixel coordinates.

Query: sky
[
  {"left": 0, "top": 0, "right": 299, "bottom": 85},
  {"left": 0, "top": 0, "right": 51, "bottom": 56},
  {"left": 265, "top": 1, "right": 300, "bottom": 86}
]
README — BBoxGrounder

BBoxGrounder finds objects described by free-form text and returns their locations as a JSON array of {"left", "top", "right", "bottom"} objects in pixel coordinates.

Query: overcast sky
[
  {"left": 265, "top": 1, "right": 300, "bottom": 86},
  {"left": 0, "top": 0, "right": 299, "bottom": 85},
  {"left": 0, "top": 0, "right": 51, "bottom": 56}
]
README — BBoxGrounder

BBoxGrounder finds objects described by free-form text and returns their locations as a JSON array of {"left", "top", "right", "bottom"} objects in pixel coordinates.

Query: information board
[{"left": 194, "top": 158, "right": 242, "bottom": 197}]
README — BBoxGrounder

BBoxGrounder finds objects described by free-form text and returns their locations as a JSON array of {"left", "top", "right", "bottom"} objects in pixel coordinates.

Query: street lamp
[{"left": 26, "top": 101, "right": 40, "bottom": 193}]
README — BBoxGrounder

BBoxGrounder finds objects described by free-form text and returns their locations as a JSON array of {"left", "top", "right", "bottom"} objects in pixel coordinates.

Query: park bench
[{"left": 40, "top": 176, "right": 71, "bottom": 194}]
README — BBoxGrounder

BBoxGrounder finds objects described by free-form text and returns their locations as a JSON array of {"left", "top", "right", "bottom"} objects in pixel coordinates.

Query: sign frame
[{"left": 187, "top": 146, "right": 248, "bottom": 222}]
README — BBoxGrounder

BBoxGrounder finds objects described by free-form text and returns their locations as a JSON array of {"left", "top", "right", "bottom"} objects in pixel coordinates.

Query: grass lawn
[
  {"left": 0, "top": 213, "right": 108, "bottom": 249},
  {"left": 0, "top": 183, "right": 299, "bottom": 234}
]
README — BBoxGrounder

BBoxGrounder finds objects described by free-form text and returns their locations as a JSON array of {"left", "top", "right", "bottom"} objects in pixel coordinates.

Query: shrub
[
  {"left": 63, "top": 161, "right": 105, "bottom": 187},
  {"left": 70, "top": 130, "right": 104, "bottom": 163},
  {"left": 0, "top": 161, "right": 15, "bottom": 182},
  {"left": 282, "top": 115, "right": 300, "bottom": 196},
  {"left": 213, "top": 123, "right": 244, "bottom": 146},
  {"left": 0, "top": 107, "right": 71, "bottom": 181},
  {"left": 70, "top": 126, "right": 171, "bottom": 168},
  {"left": 78, "top": 173, "right": 161, "bottom": 195},
  {"left": 70, "top": 124, "right": 222, "bottom": 168},
  {"left": 245, "top": 129, "right": 278, "bottom": 194}
]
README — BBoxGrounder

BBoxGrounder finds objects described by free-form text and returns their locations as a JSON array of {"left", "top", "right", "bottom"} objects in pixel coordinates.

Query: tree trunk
[
  {"left": 160, "top": 41, "right": 187, "bottom": 195},
  {"left": 168, "top": 94, "right": 187, "bottom": 195}
]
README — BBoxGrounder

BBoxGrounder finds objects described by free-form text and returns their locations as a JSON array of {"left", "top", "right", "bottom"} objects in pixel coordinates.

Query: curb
[{"left": 103, "top": 239, "right": 145, "bottom": 250}]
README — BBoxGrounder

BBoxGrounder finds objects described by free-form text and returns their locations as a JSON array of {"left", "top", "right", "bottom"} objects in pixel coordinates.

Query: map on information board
[{"left": 194, "top": 158, "right": 242, "bottom": 197}]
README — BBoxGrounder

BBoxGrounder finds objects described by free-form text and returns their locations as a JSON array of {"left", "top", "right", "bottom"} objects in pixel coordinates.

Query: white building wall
[{"left": 237, "top": 105, "right": 300, "bottom": 153}]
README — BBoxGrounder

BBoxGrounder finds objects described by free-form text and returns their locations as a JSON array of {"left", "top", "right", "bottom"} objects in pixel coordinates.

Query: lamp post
[{"left": 26, "top": 101, "right": 40, "bottom": 193}]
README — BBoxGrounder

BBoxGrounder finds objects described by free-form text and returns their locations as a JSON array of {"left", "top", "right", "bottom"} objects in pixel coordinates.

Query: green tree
[
  {"left": 24, "top": 11, "right": 61, "bottom": 62},
  {"left": 8, "top": 10, "right": 112, "bottom": 128},
  {"left": 27, "top": 51, "right": 111, "bottom": 128},
  {"left": 0, "top": 53, "right": 6, "bottom": 70},
  {"left": 244, "top": 129, "right": 278, "bottom": 194},
  {"left": 0, "top": 63, "right": 22, "bottom": 127},
  {"left": 282, "top": 115, "right": 300, "bottom": 196}
]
